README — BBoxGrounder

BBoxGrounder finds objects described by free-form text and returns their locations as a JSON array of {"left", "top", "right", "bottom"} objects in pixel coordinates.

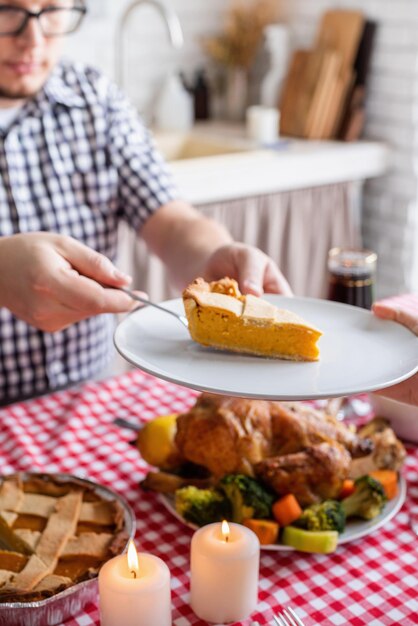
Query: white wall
[{"left": 281, "top": 0, "right": 418, "bottom": 298}]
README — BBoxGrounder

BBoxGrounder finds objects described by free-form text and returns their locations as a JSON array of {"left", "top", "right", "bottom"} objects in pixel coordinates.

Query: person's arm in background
[
  {"left": 140, "top": 200, "right": 292, "bottom": 296},
  {"left": 0, "top": 232, "right": 136, "bottom": 332},
  {"left": 372, "top": 296, "right": 418, "bottom": 405}
]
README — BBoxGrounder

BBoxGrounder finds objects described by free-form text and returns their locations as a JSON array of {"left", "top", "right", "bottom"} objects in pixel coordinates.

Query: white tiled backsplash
[{"left": 64, "top": 0, "right": 418, "bottom": 299}]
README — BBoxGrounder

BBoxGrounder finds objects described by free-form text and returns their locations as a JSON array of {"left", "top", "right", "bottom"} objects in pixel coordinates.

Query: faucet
[{"left": 115, "top": 0, "right": 184, "bottom": 90}]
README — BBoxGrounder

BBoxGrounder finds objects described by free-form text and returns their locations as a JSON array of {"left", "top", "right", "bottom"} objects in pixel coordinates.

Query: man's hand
[
  {"left": 0, "top": 232, "right": 135, "bottom": 332},
  {"left": 203, "top": 243, "right": 293, "bottom": 296},
  {"left": 372, "top": 296, "right": 418, "bottom": 405},
  {"left": 141, "top": 201, "right": 292, "bottom": 295}
]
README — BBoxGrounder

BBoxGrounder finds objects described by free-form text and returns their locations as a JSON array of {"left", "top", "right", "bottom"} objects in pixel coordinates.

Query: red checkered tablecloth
[{"left": 1, "top": 370, "right": 417, "bottom": 626}]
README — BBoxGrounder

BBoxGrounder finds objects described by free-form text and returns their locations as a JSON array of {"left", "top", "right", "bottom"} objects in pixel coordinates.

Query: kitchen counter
[{"left": 156, "top": 122, "right": 391, "bottom": 205}]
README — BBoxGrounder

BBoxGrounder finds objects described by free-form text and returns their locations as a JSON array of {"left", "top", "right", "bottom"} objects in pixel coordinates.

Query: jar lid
[{"left": 328, "top": 248, "right": 377, "bottom": 276}]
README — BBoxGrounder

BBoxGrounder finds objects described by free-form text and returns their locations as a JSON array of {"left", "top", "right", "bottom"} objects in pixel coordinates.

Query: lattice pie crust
[{"left": 0, "top": 473, "right": 128, "bottom": 603}]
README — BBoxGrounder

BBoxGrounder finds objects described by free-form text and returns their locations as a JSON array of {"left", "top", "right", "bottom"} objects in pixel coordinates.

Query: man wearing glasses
[{"left": 0, "top": 0, "right": 291, "bottom": 404}]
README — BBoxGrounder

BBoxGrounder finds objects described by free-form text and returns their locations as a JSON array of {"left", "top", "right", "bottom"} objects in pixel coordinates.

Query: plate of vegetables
[{"left": 158, "top": 472, "right": 406, "bottom": 553}]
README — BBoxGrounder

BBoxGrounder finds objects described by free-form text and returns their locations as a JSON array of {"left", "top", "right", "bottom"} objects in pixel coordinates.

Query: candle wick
[
  {"left": 225, "top": 535, "right": 229, "bottom": 543},
  {"left": 131, "top": 570, "right": 137, "bottom": 579}
]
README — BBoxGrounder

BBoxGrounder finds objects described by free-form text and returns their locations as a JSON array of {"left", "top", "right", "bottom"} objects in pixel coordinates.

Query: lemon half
[{"left": 136, "top": 413, "right": 179, "bottom": 468}]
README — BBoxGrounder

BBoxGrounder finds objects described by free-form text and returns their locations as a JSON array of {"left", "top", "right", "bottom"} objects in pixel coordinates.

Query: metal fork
[
  {"left": 274, "top": 606, "right": 305, "bottom": 626},
  {"left": 113, "top": 417, "right": 140, "bottom": 432},
  {"left": 117, "top": 287, "right": 189, "bottom": 328}
]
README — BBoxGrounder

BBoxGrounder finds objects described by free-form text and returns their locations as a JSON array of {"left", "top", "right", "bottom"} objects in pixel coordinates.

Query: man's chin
[{"left": 0, "top": 81, "right": 45, "bottom": 101}]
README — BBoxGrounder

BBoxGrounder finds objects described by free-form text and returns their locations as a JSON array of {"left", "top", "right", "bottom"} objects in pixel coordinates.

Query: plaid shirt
[{"left": 0, "top": 61, "right": 178, "bottom": 404}]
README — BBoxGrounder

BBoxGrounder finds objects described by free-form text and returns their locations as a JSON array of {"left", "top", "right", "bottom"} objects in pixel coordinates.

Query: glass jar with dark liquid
[{"left": 327, "top": 248, "right": 377, "bottom": 310}]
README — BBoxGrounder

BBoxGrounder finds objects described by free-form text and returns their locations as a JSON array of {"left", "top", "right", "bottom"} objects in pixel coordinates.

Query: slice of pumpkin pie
[{"left": 182, "top": 277, "right": 322, "bottom": 361}]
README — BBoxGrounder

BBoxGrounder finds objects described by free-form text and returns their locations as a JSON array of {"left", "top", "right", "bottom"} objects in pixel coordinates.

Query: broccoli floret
[
  {"left": 296, "top": 500, "right": 346, "bottom": 533},
  {"left": 341, "top": 476, "right": 387, "bottom": 521},
  {"left": 175, "top": 486, "right": 230, "bottom": 527},
  {"left": 219, "top": 474, "right": 275, "bottom": 523}
]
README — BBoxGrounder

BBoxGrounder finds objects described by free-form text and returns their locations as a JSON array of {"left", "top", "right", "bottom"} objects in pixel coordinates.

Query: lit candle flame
[
  {"left": 127, "top": 539, "right": 139, "bottom": 578},
  {"left": 221, "top": 520, "right": 230, "bottom": 543}
]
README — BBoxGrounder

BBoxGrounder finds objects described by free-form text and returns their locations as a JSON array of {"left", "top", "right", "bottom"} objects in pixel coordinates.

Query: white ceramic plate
[
  {"left": 158, "top": 476, "right": 406, "bottom": 551},
  {"left": 114, "top": 296, "right": 418, "bottom": 400}
]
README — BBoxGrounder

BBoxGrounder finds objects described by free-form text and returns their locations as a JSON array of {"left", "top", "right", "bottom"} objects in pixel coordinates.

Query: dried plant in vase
[{"left": 203, "top": 0, "right": 280, "bottom": 120}]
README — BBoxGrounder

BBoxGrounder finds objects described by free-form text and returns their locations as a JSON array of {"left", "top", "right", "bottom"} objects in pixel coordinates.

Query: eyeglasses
[{"left": 0, "top": 4, "right": 87, "bottom": 37}]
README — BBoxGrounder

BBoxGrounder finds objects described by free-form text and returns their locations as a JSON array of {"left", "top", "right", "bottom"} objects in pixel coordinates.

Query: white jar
[{"left": 246, "top": 105, "right": 279, "bottom": 144}]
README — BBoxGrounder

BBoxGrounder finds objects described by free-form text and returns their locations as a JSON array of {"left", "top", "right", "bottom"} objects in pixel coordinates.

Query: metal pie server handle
[{"left": 118, "top": 287, "right": 189, "bottom": 328}]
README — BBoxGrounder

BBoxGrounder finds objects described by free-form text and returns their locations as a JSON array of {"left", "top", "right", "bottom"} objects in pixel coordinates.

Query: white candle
[
  {"left": 246, "top": 105, "right": 280, "bottom": 143},
  {"left": 99, "top": 540, "right": 171, "bottom": 626},
  {"left": 190, "top": 521, "right": 260, "bottom": 623}
]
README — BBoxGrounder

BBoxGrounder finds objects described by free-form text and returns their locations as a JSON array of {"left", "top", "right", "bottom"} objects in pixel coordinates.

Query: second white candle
[{"left": 190, "top": 521, "right": 260, "bottom": 624}]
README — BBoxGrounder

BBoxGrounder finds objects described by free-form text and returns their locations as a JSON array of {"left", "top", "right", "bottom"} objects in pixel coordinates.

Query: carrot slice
[
  {"left": 272, "top": 494, "right": 302, "bottom": 527},
  {"left": 339, "top": 479, "right": 355, "bottom": 499},
  {"left": 243, "top": 519, "right": 279, "bottom": 545},
  {"left": 369, "top": 470, "right": 398, "bottom": 500}
]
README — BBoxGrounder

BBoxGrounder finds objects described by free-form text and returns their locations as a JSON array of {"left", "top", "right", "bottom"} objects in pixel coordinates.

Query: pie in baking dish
[
  {"left": 0, "top": 473, "right": 129, "bottom": 603},
  {"left": 182, "top": 278, "right": 322, "bottom": 361}
]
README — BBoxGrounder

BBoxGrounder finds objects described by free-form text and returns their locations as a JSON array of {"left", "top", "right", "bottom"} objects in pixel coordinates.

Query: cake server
[{"left": 116, "top": 287, "right": 189, "bottom": 328}]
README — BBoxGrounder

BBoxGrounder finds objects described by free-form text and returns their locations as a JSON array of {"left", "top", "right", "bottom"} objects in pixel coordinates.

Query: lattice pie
[
  {"left": 0, "top": 473, "right": 129, "bottom": 603},
  {"left": 183, "top": 278, "right": 322, "bottom": 361}
]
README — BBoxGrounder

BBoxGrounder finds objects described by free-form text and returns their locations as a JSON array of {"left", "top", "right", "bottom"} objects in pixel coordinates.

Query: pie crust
[
  {"left": 183, "top": 278, "right": 322, "bottom": 361},
  {"left": 0, "top": 473, "right": 130, "bottom": 603}
]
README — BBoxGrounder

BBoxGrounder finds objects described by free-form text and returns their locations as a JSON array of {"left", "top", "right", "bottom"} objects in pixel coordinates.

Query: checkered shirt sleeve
[
  {"left": 0, "top": 62, "right": 180, "bottom": 404},
  {"left": 105, "top": 79, "right": 178, "bottom": 229}
]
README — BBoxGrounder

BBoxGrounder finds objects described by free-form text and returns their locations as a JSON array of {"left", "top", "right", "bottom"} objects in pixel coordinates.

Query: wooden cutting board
[
  {"left": 279, "top": 49, "right": 324, "bottom": 137},
  {"left": 279, "top": 10, "right": 365, "bottom": 140},
  {"left": 317, "top": 65, "right": 355, "bottom": 140},
  {"left": 354, "top": 20, "right": 377, "bottom": 86},
  {"left": 338, "top": 20, "right": 377, "bottom": 140},
  {"left": 316, "top": 9, "right": 364, "bottom": 69},
  {"left": 304, "top": 50, "right": 342, "bottom": 140}
]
